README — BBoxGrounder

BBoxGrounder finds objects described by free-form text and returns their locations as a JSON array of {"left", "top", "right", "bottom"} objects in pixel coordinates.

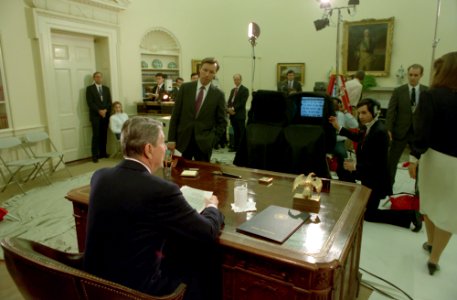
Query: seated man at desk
[{"left": 83, "top": 116, "right": 225, "bottom": 300}]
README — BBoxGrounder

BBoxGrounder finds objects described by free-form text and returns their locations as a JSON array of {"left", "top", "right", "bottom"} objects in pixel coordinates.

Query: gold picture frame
[
  {"left": 342, "top": 17, "right": 394, "bottom": 77},
  {"left": 191, "top": 59, "right": 202, "bottom": 74},
  {"left": 276, "top": 63, "right": 305, "bottom": 85}
]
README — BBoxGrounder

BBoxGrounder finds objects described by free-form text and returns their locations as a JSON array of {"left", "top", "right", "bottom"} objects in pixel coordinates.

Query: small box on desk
[{"left": 293, "top": 193, "right": 321, "bottom": 213}]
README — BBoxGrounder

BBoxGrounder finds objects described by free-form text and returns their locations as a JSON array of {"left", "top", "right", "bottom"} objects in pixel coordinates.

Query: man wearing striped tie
[{"left": 168, "top": 57, "right": 227, "bottom": 162}]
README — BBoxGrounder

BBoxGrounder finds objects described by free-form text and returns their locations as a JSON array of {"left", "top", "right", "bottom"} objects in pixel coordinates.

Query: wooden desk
[
  {"left": 137, "top": 101, "right": 174, "bottom": 114},
  {"left": 66, "top": 159, "right": 370, "bottom": 300}
]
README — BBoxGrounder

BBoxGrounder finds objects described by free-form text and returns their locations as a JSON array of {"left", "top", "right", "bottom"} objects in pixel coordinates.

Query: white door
[{"left": 52, "top": 33, "right": 95, "bottom": 161}]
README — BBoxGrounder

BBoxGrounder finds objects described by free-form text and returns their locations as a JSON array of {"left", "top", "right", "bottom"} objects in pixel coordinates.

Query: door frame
[{"left": 32, "top": 8, "right": 120, "bottom": 159}]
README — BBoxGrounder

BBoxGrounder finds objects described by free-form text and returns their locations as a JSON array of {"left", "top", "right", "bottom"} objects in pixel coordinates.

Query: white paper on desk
[{"left": 180, "top": 185, "right": 212, "bottom": 213}]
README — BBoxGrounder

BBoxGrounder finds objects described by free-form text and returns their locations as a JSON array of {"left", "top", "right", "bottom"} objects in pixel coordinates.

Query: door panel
[{"left": 52, "top": 33, "right": 95, "bottom": 161}]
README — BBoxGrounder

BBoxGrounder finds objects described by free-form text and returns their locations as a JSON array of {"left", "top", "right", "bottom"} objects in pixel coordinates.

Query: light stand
[
  {"left": 314, "top": 1, "right": 359, "bottom": 97},
  {"left": 430, "top": 0, "right": 441, "bottom": 80},
  {"left": 248, "top": 22, "right": 260, "bottom": 92}
]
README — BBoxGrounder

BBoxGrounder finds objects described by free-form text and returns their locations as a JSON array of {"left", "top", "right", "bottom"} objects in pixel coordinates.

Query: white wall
[{"left": 0, "top": 0, "right": 456, "bottom": 128}]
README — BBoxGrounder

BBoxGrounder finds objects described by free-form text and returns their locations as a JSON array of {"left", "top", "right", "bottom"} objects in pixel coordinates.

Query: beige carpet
[{"left": 0, "top": 172, "right": 94, "bottom": 259}]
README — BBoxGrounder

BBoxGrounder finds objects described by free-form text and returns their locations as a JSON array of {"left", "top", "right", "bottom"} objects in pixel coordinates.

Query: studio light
[
  {"left": 248, "top": 22, "right": 260, "bottom": 46},
  {"left": 314, "top": 18, "right": 329, "bottom": 31},
  {"left": 319, "top": 0, "right": 331, "bottom": 9}
]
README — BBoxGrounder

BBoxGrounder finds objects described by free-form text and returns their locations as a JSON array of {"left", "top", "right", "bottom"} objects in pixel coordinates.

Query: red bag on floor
[
  {"left": 389, "top": 193, "right": 420, "bottom": 211},
  {"left": 0, "top": 207, "right": 8, "bottom": 222}
]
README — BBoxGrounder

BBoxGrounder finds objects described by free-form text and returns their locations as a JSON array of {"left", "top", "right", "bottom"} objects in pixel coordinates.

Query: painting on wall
[
  {"left": 342, "top": 17, "right": 394, "bottom": 77},
  {"left": 191, "top": 59, "right": 202, "bottom": 74},
  {"left": 276, "top": 63, "right": 305, "bottom": 85}
]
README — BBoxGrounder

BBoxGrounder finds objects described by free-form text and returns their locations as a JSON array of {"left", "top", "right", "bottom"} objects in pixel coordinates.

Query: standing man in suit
[
  {"left": 278, "top": 70, "right": 302, "bottom": 95},
  {"left": 329, "top": 98, "right": 421, "bottom": 231},
  {"left": 386, "top": 64, "right": 428, "bottom": 187},
  {"left": 227, "top": 73, "right": 249, "bottom": 152},
  {"left": 84, "top": 117, "right": 224, "bottom": 299},
  {"left": 86, "top": 71, "right": 112, "bottom": 163},
  {"left": 168, "top": 57, "right": 227, "bottom": 162}
]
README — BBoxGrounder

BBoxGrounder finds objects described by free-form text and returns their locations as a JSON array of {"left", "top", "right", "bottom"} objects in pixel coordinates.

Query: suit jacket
[
  {"left": 168, "top": 81, "right": 227, "bottom": 154},
  {"left": 153, "top": 84, "right": 166, "bottom": 95},
  {"left": 228, "top": 84, "right": 249, "bottom": 120},
  {"left": 340, "top": 119, "right": 392, "bottom": 199},
  {"left": 86, "top": 84, "right": 112, "bottom": 119},
  {"left": 278, "top": 80, "right": 302, "bottom": 95},
  {"left": 386, "top": 83, "right": 428, "bottom": 140},
  {"left": 83, "top": 159, "right": 224, "bottom": 295}
]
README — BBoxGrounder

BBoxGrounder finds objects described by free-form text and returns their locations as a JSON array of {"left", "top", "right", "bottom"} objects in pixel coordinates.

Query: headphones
[{"left": 358, "top": 98, "right": 381, "bottom": 117}]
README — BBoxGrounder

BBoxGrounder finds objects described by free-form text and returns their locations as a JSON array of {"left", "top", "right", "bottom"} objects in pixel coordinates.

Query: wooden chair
[{"left": 1, "top": 237, "right": 186, "bottom": 300}]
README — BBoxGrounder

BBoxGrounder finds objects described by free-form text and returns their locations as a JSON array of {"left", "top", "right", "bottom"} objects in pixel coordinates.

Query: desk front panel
[{"left": 66, "top": 159, "right": 369, "bottom": 300}]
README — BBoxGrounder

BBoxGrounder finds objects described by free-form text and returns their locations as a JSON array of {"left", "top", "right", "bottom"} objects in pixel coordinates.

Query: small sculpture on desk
[{"left": 292, "top": 172, "right": 322, "bottom": 213}]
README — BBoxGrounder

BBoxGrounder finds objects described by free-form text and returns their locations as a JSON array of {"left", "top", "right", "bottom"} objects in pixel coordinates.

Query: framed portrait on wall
[
  {"left": 191, "top": 59, "right": 202, "bottom": 74},
  {"left": 276, "top": 63, "right": 305, "bottom": 85},
  {"left": 342, "top": 17, "right": 394, "bottom": 77}
]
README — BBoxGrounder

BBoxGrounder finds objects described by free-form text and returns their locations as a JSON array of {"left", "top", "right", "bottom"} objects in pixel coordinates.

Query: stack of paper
[{"left": 180, "top": 185, "right": 213, "bottom": 213}]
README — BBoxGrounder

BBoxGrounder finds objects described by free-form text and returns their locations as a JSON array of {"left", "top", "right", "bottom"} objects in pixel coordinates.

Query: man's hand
[
  {"left": 408, "top": 162, "right": 417, "bottom": 179},
  {"left": 328, "top": 116, "right": 339, "bottom": 130},
  {"left": 227, "top": 107, "right": 235, "bottom": 115},
  {"left": 343, "top": 160, "right": 356, "bottom": 171},
  {"left": 99, "top": 109, "right": 107, "bottom": 118},
  {"left": 205, "top": 195, "right": 219, "bottom": 208}
]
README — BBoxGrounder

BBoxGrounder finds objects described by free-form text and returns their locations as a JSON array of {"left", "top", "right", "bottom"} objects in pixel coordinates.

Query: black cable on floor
[
  {"left": 361, "top": 281, "right": 399, "bottom": 300},
  {"left": 360, "top": 267, "right": 414, "bottom": 300}
]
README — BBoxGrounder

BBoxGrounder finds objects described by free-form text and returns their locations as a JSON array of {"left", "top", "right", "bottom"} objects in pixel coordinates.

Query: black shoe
[
  {"left": 100, "top": 153, "right": 110, "bottom": 158},
  {"left": 412, "top": 211, "right": 423, "bottom": 232},
  {"left": 427, "top": 261, "right": 439, "bottom": 275},
  {"left": 92, "top": 156, "right": 99, "bottom": 163},
  {"left": 422, "top": 242, "right": 432, "bottom": 254}
]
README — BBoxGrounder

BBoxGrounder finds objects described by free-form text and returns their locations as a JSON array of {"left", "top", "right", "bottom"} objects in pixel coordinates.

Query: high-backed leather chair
[
  {"left": 234, "top": 90, "right": 290, "bottom": 170},
  {"left": 282, "top": 124, "right": 330, "bottom": 178},
  {"left": 1, "top": 237, "right": 186, "bottom": 300}
]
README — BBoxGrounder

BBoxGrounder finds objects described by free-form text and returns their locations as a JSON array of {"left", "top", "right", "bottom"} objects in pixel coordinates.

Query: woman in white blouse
[{"left": 109, "top": 101, "right": 129, "bottom": 140}]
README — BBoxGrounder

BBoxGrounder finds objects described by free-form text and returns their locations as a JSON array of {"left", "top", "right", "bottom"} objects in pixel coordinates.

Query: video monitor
[{"left": 300, "top": 96, "right": 325, "bottom": 118}]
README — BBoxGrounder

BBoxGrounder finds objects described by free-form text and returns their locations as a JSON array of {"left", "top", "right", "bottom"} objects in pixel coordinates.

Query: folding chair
[
  {"left": 23, "top": 131, "right": 72, "bottom": 177},
  {"left": 0, "top": 136, "right": 51, "bottom": 193}
]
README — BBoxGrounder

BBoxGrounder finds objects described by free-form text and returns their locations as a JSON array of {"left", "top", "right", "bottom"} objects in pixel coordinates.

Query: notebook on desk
[{"left": 236, "top": 205, "right": 309, "bottom": 244}]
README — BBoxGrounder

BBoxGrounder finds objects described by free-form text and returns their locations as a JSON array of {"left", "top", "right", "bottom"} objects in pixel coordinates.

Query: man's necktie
[
  {"left": 98, "top": 86, "right": 103, "bottom": 101},
  {"left": 411, "top": 87, "right": 416, "bottom": 106},
  {"left": 231, "top": 88, "right": 238, "bottom": 106},
  {"left": 195, "top": 86, "right": 205, "bottom": 116}
]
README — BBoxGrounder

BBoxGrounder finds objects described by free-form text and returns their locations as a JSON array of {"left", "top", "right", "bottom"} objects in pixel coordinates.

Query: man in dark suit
[
  {"left": 168, "top": 57, "right": 227, "bottom": 162},
  {"left": 278, "top": 70, "right": 302, "bottom": 95},
  {"left": 227, "top": 73, "right": 249, "bottom": 151},
  {"left": 171, "top": 77, "right": 183, "bottom": 100},
  {"left": 151, "top": 72, "right": 166, "bottom": 101},
  {"left": 386, "top": 64, "right": 428, "bottom": 187},
  {"left": 86, "top": 71, "right": 112, "bottom": 163},
  {"left": 329, "top": 98, "right": 421, "bottom": 231},
  {"left": 84, "top": 116, "right": 224, "bottom": 300}
]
